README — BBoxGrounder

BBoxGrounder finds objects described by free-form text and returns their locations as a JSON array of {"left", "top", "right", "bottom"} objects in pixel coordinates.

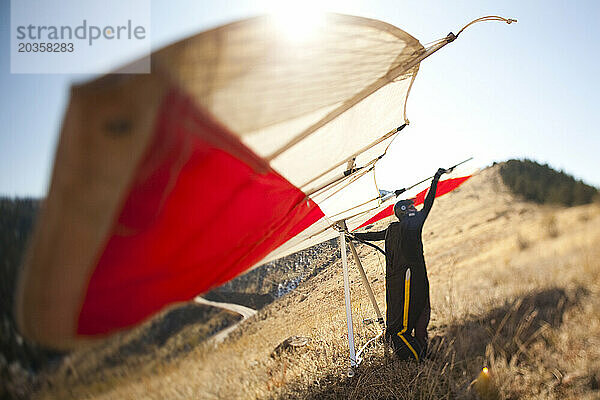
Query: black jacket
[{"left": 353, "top": 176, "right": 439, "bottom": 333}]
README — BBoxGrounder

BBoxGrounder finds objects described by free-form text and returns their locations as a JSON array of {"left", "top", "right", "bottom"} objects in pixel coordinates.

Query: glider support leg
[{"left": 339, "top": 225, "right": 358, "bottom": 371}]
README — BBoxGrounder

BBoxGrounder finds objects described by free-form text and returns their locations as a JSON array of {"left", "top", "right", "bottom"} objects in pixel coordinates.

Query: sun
[{"left": 266, "top": 1, "right": 327, "bottom": 43}]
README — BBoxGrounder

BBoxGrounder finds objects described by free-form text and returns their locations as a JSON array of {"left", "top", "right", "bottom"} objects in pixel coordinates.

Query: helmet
[{"left": 394, "top": 199, "right": 414, "bottom": 219}]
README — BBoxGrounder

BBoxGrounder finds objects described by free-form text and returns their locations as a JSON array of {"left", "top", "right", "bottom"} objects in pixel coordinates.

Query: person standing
[{"left": 352, "top": 168, "right": 448, "bottom": 361}]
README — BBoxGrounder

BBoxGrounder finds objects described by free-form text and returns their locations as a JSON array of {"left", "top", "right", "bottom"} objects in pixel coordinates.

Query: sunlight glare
[{"left": 267, "top": 2, "right": 326, "bottom": 43}]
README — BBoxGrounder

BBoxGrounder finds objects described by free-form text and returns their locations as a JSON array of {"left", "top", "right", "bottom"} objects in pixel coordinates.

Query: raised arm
[
  {"left": 353, "top": 229, "right": 386, "bottom": 241},
  {"left": 420, "top": 168, "right": 446, "bottom": 220}
]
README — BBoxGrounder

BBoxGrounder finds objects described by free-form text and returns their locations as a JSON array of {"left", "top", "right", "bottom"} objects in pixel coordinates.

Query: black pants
[
  {"left": 386, "top": 302, "right": 429, "bottom": 361},
  {"left": 386, "top": 266, "right": 430, "bottom": 361}
]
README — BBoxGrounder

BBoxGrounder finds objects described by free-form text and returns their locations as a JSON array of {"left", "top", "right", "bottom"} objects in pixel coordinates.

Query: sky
[{"left": 1, "top": 0, "right": 599, "bottom": 197}]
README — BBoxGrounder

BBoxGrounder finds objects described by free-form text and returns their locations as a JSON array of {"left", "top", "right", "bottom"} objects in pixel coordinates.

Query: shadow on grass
[
  {"left": 273, "top": 286, "right": 588, "bottom": 400},
  {"left": 439, "top": 286, "right": 587, "bottom": 365}
]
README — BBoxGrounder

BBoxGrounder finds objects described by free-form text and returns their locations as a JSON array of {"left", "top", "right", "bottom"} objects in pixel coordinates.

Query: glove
[{"left": 434, "top": 167, "right": 447, "bottom": 179}]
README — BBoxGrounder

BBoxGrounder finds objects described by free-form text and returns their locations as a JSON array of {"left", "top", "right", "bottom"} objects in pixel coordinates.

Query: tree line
[{"left": 499, "top": 159, "right": 598, "bottom": 206}]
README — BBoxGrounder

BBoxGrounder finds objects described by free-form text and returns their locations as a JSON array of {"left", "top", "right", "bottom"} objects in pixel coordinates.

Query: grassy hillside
[{"left": 27, "top": 164, "right": 600, "bottom": 399}]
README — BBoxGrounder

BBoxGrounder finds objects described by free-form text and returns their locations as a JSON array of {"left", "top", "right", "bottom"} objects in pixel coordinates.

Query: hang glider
[{"left": 15, "top": 14, "right": 515, "bottom": 349}]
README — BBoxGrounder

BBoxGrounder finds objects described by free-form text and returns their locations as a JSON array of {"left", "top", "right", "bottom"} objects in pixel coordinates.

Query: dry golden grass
[{"left": 34, "top": 166, "right": 600, "bottom": 399}]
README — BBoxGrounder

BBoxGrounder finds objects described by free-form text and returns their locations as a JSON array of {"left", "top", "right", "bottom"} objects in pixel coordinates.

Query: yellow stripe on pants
[{"left": 397, "top": 268, "right": 419, "bottom": 361}]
